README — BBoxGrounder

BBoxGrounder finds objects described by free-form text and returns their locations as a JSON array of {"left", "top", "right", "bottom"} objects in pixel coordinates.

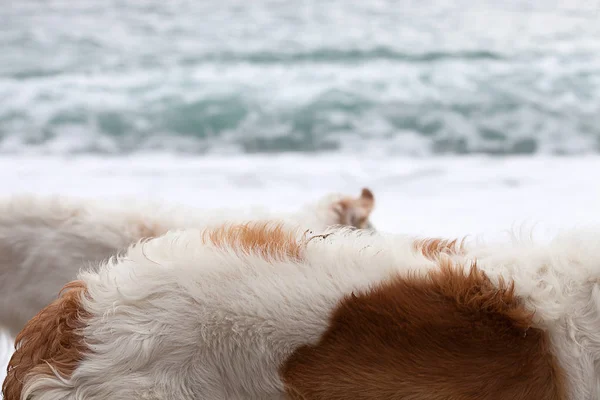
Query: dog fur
[
  {"left": 5, "top": 222, "right": 600, "bottom": 399},
  {"left": 0, "top": 189, "right": 375, "bottom": 337}
]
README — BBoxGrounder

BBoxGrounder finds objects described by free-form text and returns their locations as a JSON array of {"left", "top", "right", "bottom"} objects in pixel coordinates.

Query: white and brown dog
[
  {"left": 0, "top": 189, "right": 375, "bottom": 338},
  {"left": 4, "top": 220, "right": 599, "bottom": 399}
]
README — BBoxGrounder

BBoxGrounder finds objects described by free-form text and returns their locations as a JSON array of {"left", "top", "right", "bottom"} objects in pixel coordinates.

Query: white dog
[
  {"left": 0, "top": 189, "right": 375, "bottom": 337},
  {"left": 5, "top": 220, "right": 598, "bottom": 399}
]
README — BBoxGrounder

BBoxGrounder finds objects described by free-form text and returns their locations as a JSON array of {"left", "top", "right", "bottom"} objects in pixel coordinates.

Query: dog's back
[
  {"left": 3, "top": 222, "right": 573, "bottom": 400},
  {"left": 0, "top": 189, "right": 376, "bottom": 337}
]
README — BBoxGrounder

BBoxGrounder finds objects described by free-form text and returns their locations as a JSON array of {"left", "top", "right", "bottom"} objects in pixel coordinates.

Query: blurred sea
[{"left": 2, "top": 0, "right": 600, "bottom": 155}]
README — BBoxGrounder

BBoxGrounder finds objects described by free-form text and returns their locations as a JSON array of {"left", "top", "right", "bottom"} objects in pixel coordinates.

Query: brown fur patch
[
  {"left": 2, "top": 281, "right": 89, "bottom": 400},
  {"left": 202, "top": 222, "right": 303, "bottom": 261},
  {"left": 281, "top": 259, "right": 565, "bottom": 400},
  {"left": 413, "top": 237, "right": 465, "bottom": 260}
]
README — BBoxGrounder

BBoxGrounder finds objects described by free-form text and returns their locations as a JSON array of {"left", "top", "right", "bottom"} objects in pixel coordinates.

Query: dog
[
  {"left": 0, "top": 189, "right": 375, "bottom": 337},
  {"left": 5, "top": 220, "right": 597, "bottom": 399}
]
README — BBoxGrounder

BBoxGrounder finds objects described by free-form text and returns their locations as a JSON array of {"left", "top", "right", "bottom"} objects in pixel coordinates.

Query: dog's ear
[
  {"left": 359, "top": 188, "right": 375, "bottom": 212},
  {"left": 333, "top": 188, "right": 376, "bottom": 229}
]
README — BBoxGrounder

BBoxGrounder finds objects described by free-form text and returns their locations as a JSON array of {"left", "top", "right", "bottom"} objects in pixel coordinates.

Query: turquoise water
[{"left": 1, "top": 0, "right": 600, "bottom": 155}]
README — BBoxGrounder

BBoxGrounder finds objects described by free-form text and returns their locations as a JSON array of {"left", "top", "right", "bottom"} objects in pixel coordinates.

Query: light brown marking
[
  {"left": 131, "top": 220, "right": 166, "bottom": 240},
  {"left": 202, "top": 222, "right": 303, "bottom": 261},
  {"left": 413, "top": 237, "right": 466, "bottom": 260},
  {"left": 281, "top": 258, "right": 565, "bottom": 400},
  {"left": 2, "top": 281, "right": 89, "bottom": 400}
]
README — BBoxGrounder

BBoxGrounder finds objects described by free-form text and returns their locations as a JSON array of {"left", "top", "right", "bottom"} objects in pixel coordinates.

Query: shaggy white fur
[
  {"left": 0, "top": 189, "right": 374, "bottom": 337},
  {"left": 464, "top": 229, "right": 600, "bottom": 399},
  {"left": 20, "top": 226, "right": 415, "bottom": 400},
  {"left": 11, "top": 224, "right": 600, "bottom": 399}
]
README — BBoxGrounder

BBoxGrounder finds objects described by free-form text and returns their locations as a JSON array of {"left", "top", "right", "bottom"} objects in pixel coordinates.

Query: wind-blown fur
[
  {"left": 5, "top": 222, "right": 599, "bottom": 399},
  {"left": 0, "top": 189, "right": 375, "bottom": 336}
]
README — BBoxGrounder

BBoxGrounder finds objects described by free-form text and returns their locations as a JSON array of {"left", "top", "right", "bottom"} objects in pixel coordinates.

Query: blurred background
[
  {"left": 3, "top": 0, "right": 600, "bottom": 235},
  {"left": 4, "top": 0, "right": 600, "bottom": 156},
  {"left": 2, "top": 0, "right": 600, "bottom": 379}
]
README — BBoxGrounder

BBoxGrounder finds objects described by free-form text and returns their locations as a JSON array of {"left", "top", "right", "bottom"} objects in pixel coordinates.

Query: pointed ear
[
  {"left": 359, "top": 188, "right": 375, "bottom": 212},
  {"left": 332, "top": 188, "right": 376, "bottom": 229}
]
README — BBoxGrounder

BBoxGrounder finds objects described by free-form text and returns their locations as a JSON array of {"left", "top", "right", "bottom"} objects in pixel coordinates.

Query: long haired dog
[
  {"left": 6, "top": 222, "right": 598, "bottom": 399},
  {"left": 0, "top": 189, "right": 375, "bottom": 337}
]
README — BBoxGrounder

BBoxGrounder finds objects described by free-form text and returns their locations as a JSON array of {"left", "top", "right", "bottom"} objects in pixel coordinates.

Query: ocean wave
[
  {"left": 181, "top": 49, "right": 504, "bottom": 66},
  {"left": 1, "top": 0, "right": 599, "bottom": 155},
  {"left": 2, "top": 71, "right": 599, "bottom": 156},
  {"left": 5, "top": 49, "right": 504, "bottom": 80}
]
